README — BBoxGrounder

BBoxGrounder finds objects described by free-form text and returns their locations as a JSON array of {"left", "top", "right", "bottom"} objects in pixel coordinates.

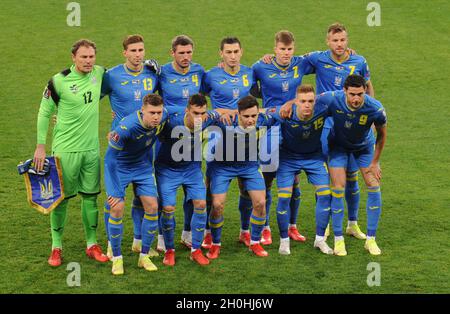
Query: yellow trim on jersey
[
  {"left": 344, "top": 96, "right": 365, "bottom": 112},
  {"left": 331, "top": 51, "right": 350, "bottom": 64},
  {"left": 224, "top": 65, "right": 240, "bottom": 76},
  {"left": 109, "top": 143, "right": 123, "bottom": 151},
  {"left": 171, "top": 61, "right": 190, "bottom": 75},
  {"left": 271, "top": 59, "right": 290, "bottom": 72},
  {"left": 122, "top": 64, "right": 143, "bottom": 77}
]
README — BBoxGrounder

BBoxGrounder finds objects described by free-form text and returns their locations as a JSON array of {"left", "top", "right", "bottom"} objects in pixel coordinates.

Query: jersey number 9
[{"left": 359, "top": 115, "right": 368, "bottom": 125}]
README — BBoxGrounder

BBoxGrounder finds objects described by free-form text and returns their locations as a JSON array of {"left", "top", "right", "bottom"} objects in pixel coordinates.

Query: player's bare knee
[
  {"left": 193, "top": 200, "right": 206, "bottom": 209},
  {"left": 163, "top": 205, "right": 175, "bottom": 213},
  {"left": 110, "top": 204, "right": 124, "bottom": 218},
  {"left": 212, "top": 201, "right": 224, "bottom": 214},
  {"left": 252, "top": 199, "right": 266, "bottom": 215}
]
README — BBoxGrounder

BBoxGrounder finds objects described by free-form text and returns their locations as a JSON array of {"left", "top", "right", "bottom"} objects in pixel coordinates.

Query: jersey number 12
[{"left": 83, "top": 91, "right": 93, "bottom": 104}]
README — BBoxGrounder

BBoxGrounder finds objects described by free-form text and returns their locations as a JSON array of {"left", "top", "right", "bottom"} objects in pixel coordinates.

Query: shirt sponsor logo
[
  {"left": 69, "top": 84, "right": 78, "bottom": 94},
  {"left": 132, "top": 79, "right": 141, "bottom": 84},
  {"left": 180, "top": 77, "right": 190, "bottom": 83},
  {"left": 230, "top": 78, "right": 240, "bottom": 83},
  {"left": 280, "top": 71, "right": 288, "bottom": 78}
]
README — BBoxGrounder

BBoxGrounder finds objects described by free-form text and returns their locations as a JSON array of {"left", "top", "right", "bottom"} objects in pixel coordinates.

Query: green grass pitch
[{"left": 0, "top": 0, "right": 449, "bottom": 294}]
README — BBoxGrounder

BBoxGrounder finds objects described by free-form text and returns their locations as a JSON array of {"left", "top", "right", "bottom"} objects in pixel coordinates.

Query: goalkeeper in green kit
[{"left": 33, "top": 39, "right": 109, "bottom": 266}]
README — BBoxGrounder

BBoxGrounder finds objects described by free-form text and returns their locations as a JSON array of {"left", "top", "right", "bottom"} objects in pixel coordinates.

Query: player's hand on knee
[
  {"left": 107, "top": 196, "right": 122, "bottom": 208},
  {"left": 367, "top": 162, "right": 382, "bottom": 181}
]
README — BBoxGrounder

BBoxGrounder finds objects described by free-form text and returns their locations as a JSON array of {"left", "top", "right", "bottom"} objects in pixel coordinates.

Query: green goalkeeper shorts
[{"left": 53, "top": 149, "right": 101, "bottom": 198}]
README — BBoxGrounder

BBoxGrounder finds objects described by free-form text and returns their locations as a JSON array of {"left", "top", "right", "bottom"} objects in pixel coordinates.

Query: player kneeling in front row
[
  {"left": 104, "top": 94, "right": 168, "bottom": 275},
  {"left": 207, "top": 96, "right": 277, "bottom": 259},
  {"left": 155, "top": 94, "right": 225, "bottom": 266}
]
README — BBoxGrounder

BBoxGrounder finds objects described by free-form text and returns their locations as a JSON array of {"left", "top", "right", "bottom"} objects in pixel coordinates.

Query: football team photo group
[
  {"left": 31, "top": 23, "right": 387, "bottom": 276},
  {"left": 3, "top": 0, "right": 449, "bottom": 296}
]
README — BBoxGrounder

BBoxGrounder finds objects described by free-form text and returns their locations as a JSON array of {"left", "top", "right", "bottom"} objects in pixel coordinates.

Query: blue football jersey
[
  {"left": 304, "top": 50, "right": 371, "bottom": 94},
  {"left": 210, "top": 113, "right": 277, "bottom": 165},
  {"left": 156, "top": 110, "right": 221, "bottom": 167},
  {"left": 252, "top": 56, "right": 314, "bottom": 108},
  {"left": 102, "top": 64, "right": 159, "bottom": 130},
  {"left": 317, "top": 91, "right": 386, "bottom": 151},
  {"left": 267, "top": 103, "right": 330, "bottom": 157},
  {"left": 107, "top": 109, "right": 169, "bottom": 165},
  {"left": 158, "top": 62, "right": 205, "bottom": 107},
  {"left": 202, "top": 65, "right": 256, "bottom": 109}
]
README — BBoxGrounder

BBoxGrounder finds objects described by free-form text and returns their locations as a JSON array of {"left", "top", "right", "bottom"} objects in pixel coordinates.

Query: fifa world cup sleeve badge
[{"left": 18, "top": 156, "right": 65, "bottom": 214}]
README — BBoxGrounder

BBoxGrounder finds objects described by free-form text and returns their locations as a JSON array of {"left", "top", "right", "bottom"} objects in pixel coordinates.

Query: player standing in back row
[{"left": 33, "top": 39, "right": 109, "bottom": 267}]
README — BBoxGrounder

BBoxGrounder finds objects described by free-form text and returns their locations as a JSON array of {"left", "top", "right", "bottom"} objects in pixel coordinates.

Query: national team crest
[
  {"left": 334, "top": 76, "right": 342, "bottom": 87},
  {"left": 344, "top": 121, "right": 353, "bottom": 129},
  {"left": 282, "top": 81, "right": 289, "bottom": 92},
  {"left": 18, "top": 156, "right": 65, "bottom": 214},
  {"left": 232, "top": 88, "right": 240, "bottom": 99},
  {"left": 134, "top": 89, "right": 142, "bottom": 101},
  {"left": 182, "top": 88, "right": 189, "bottom": 99}
]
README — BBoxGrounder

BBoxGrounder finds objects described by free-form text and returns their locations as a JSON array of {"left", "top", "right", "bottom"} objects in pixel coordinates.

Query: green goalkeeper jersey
[{"left": 37, "top": 64, "right": 105, "bottom": 152}]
